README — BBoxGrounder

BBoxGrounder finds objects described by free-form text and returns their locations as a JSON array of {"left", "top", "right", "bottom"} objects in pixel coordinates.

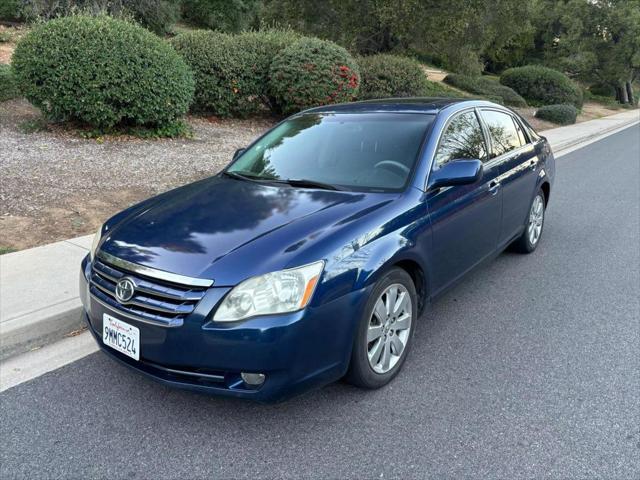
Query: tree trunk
[
  {"left": 619, "top": 84, "right": 629, "bottom": 104},
  {"left": 626, "top": 81, "right": 635, "bottom": 106}
]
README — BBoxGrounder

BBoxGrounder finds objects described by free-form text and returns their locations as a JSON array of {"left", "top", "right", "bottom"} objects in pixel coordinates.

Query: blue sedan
[{"left": 80, "top": 98, "right": 555, "bottom": 402}]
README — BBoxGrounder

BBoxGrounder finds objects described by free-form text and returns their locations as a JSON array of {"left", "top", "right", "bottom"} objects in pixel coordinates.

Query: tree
[
  {"left": 531, "top": 0, "right": 640, "bottom": 104},
  {"left": 262, "top": 0, "right": 532, "bottom": 75}
]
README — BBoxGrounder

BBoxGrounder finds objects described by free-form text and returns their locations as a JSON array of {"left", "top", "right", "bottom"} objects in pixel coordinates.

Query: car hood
[{"left": 99, "top": 176, "right": 397, "bottom": 286}]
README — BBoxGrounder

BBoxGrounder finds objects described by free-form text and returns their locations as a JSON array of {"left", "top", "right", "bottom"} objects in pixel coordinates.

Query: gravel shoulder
[{"left": 0, "top": 99, "right": 275, "bottom": 250}]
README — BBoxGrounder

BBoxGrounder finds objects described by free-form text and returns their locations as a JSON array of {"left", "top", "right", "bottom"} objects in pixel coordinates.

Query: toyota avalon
[{"left": 80, "top": 98, "right": 555, "bottom": 402}]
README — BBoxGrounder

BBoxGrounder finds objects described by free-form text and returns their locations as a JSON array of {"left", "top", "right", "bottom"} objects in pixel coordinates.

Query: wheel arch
[
  {"left": 540, "top": 181, "right": 551, "bottom": 207},
  {"left": 392, "top": 259, "right": 428, "bottom": 316}
]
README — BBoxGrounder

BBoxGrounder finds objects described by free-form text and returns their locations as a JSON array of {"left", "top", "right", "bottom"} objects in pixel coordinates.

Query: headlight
[
  {"left": 90, "top": 225, "right": 103, "bottom": 261},
  {"left": 213, "top": 261, "right": 324, "bottom": 322}
]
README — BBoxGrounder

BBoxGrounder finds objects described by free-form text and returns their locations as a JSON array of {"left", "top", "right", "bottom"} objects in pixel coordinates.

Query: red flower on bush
[{"left": 336, "top": 65, "right": 359, "bottom": 90}]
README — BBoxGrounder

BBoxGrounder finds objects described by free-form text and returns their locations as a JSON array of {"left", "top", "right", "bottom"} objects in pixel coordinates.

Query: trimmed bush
[
  {"left": 171, "top": 30, "right": 299, "bottom": 116},
  {"left": 182, "top": 0, "right": 259, "bottom": 32},
  {"left": 0, "top": 64, "right": 20, "bottom": 101},
  {"left": 358, "top": 54, "right": 432, "bottom": 99},
  {"left": 12, "top": 16, "right": 194, "bottom": 128},
  {"left": 19, "top": 1, "right": 181, "bottom": 35},
  {"left": 534, "top": 104, "right": 578, "bottom": 125},
  {"left": 500, "top": 65, "right": 583, "bottom": 108},
  {"left": 444, "top": 74, "right": 527, "bottom": 107},
  {"left": 269, "top": 38, "right": 360, "bottom": 114},
  {"left": 231, "top": 29, "right": 301, "bottom": 112}
]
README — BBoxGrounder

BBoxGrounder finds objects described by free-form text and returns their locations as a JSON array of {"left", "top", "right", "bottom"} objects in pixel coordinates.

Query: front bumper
[{"left": 80, "top": 255, "right": 368, "bottom": 402}]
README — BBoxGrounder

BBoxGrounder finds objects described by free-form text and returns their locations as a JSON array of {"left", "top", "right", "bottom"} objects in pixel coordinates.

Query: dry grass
[{"left": 0, "top": 24, "right": 27, "bottom": 64}]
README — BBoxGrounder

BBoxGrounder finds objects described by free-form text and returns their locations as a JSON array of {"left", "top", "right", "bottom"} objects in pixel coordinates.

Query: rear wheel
[
  {"left": 345, "top": 268, "right": 417, "bottom": 389},
  {"left": 512, "top": 189, "right": 546, "bottom": 253}
]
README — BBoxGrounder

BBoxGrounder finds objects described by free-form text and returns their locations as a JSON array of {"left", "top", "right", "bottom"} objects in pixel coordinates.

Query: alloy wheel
[
  {"left": 366, "top": 284, "right": 413, "bottom": 374},
  {"left": 528, "top": 194, "right": 544, "bottom": 246}
]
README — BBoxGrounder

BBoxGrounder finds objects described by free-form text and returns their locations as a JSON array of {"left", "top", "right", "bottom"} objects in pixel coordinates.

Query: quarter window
[
  {"left": 482, "top": 110, "right": 523, "bottom": 158},
  {"left": 434, "top": 111, "right": 488, "bottom": 167}
]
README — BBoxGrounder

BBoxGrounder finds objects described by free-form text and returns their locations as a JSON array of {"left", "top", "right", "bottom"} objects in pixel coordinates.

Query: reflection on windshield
[{"left": 228, "top": 113, "right": 434, "bottom": 191}]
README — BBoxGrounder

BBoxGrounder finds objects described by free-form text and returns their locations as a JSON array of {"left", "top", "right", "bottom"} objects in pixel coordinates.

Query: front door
[{"left": 426, "top": 109, "right": 502, "bottom": 295}]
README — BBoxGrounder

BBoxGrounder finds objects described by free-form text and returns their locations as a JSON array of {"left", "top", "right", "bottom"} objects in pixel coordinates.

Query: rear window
[{"left": 228, "top": 113, "right": 434, "bottom": 191}]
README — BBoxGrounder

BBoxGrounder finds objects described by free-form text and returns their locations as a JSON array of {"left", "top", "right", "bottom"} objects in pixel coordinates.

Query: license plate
[{"left": 102, "top": 314, "right": 140, "bottom": 361}]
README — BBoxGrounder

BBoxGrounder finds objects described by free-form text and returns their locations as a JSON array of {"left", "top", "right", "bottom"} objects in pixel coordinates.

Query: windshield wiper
[
  {"left": 220, "top": 170, "right": 269, "bottom": 182},
  {"left": 222, "top": 171, "right": 340, "bottom": 191},
  {"left": 274, "top": 178, "right": 341, "bottom": 191}
]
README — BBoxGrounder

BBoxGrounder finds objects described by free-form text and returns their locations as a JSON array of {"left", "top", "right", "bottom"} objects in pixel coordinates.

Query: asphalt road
[{"left": 1, "top": 126, "right": 639, "bottom": 479}]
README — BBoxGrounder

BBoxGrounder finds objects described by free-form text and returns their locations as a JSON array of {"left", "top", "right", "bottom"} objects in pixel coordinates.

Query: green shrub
[
  {"left": 588, "top": 82, "right": 616, "bottom": 98},
  {"left": 181, "top": 0, "right": 259, "bottom": 32},
  {"left": 422, "top": 80, "right": 464, "bottom": 98},
  {"left": 12, "top": 15, "right": 194, "bottom": 128},
  {"left": 534, "top": 104, "right": 578, "bottom": 125},
  {"left": 0, "top": 0, "right": 22, "bottom": 21},
  {"left": 20, "top": 1, "right": 180, "bottom": 34},
  {"left": 500, "top": 65, "right": 583, "bottom": 108},
  {"left": 477, "top": 94, "right": 505, "bottom": 105},
  {"left": 0, "top": 64, "right": 20, "bottom": 101},
  {"left": 358, "top": 54, "right": 431, "bottom": 100},
  {"left": 171, "top": 29, "right": 300, "bottom": 116},
  {"left": 269, "top": 38, "right": 360, "bottom": 114},
  {"left": 444, "top": 74, "right": 527, "bottom": 107},
  {"left": 169, "top": 30, "right": 275, "bottom": 116},
  {"left": 232, "top": 29, "right": 301, "bottom": 112}
]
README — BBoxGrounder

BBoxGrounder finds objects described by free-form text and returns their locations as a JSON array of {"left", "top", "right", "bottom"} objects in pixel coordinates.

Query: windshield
[{"left": 227, "top": 113, "right": 434, "bottom": 191}]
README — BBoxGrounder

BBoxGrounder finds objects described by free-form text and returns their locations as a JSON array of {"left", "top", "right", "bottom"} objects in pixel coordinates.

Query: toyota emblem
[{"left": 115, "top": 277, "right": 136, "bottom": 303}]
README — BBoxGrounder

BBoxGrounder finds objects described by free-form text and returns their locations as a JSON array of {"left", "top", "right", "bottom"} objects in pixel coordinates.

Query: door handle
[{"left": 488, "top": 181, "right": 500, "bottom": 195}]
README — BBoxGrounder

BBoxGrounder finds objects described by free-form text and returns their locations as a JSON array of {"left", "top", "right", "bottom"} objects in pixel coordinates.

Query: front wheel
[
  {"left": 512, "top": 189, "right": 546, "bottom": 253},
  {"left": 345, "top": 268, "right": 417, "bottom": 389}
]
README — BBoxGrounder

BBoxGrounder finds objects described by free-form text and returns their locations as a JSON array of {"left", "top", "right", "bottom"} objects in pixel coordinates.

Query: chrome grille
[{"left": 89, "top": 257, "right": 208, "bottom": 327}]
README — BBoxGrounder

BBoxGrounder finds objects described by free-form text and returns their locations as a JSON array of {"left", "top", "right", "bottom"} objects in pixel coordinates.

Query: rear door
[
  {"left": 426, "top": 109, "right": 502, "bottom": 295},
  {"left": 479, "top": 109, "right": 539, "bottom": 247}
]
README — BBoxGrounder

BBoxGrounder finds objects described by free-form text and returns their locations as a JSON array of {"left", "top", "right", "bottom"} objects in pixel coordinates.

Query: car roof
[{"left": 302, "top": 97, "right": 503, "bottom": 115}]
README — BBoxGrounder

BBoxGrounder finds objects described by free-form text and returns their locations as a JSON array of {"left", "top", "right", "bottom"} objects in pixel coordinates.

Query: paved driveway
[{"left": 1, "top": 126, "right": 638, "bottom": 479}]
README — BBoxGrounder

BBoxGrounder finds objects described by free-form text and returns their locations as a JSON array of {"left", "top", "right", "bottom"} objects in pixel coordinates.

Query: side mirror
[
  {"left": 233, "top": 148, "right": 246, "bottom": 160},
  {"left": 427, "top": 159, "right": 483, "bottom": 191}
]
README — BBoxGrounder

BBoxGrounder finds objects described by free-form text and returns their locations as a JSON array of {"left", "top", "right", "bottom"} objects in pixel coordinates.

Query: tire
[
  {"left": 512, "top": 189, "right": 546, "bottom": 253},
  {"left": 345, "top": 267, "right": 417, "bottom": 389}
]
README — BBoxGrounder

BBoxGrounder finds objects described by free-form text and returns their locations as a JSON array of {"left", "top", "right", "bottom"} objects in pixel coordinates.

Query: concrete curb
[
  {"left": 0, "top": 235, "right": 92, "bottom": 360},
  {"left": 543, "top": 109, "right": 639, "bottom": 156},
  {"left": 0, "top": 111, "right": 638, "bottom": 361},
  {"left": 0, "top": 301, "right": 84, "bottom": 361}
]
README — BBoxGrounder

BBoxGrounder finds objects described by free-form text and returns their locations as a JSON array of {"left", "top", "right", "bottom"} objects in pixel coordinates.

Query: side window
[
  {"left": 434, "top": 111, "right": 488, "bottom": 167},
  {"left": 481, "top": 110, "right": 523, "bottom": 158}
]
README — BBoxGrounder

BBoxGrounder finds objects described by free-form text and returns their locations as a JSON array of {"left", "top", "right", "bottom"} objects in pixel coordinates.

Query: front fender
[{"left": 317, "top": 199, "right": 432, "bottom": 307}]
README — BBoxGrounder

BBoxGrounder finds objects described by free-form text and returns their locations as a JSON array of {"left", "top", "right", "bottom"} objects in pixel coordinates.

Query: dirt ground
[{"left": 0, "top": 24, "right": 26, "bottom": 64}]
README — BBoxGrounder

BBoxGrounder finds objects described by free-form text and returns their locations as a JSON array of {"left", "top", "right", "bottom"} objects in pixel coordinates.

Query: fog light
[{"left": 241, "top": 372, "right": 266, "bottom": 386}]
